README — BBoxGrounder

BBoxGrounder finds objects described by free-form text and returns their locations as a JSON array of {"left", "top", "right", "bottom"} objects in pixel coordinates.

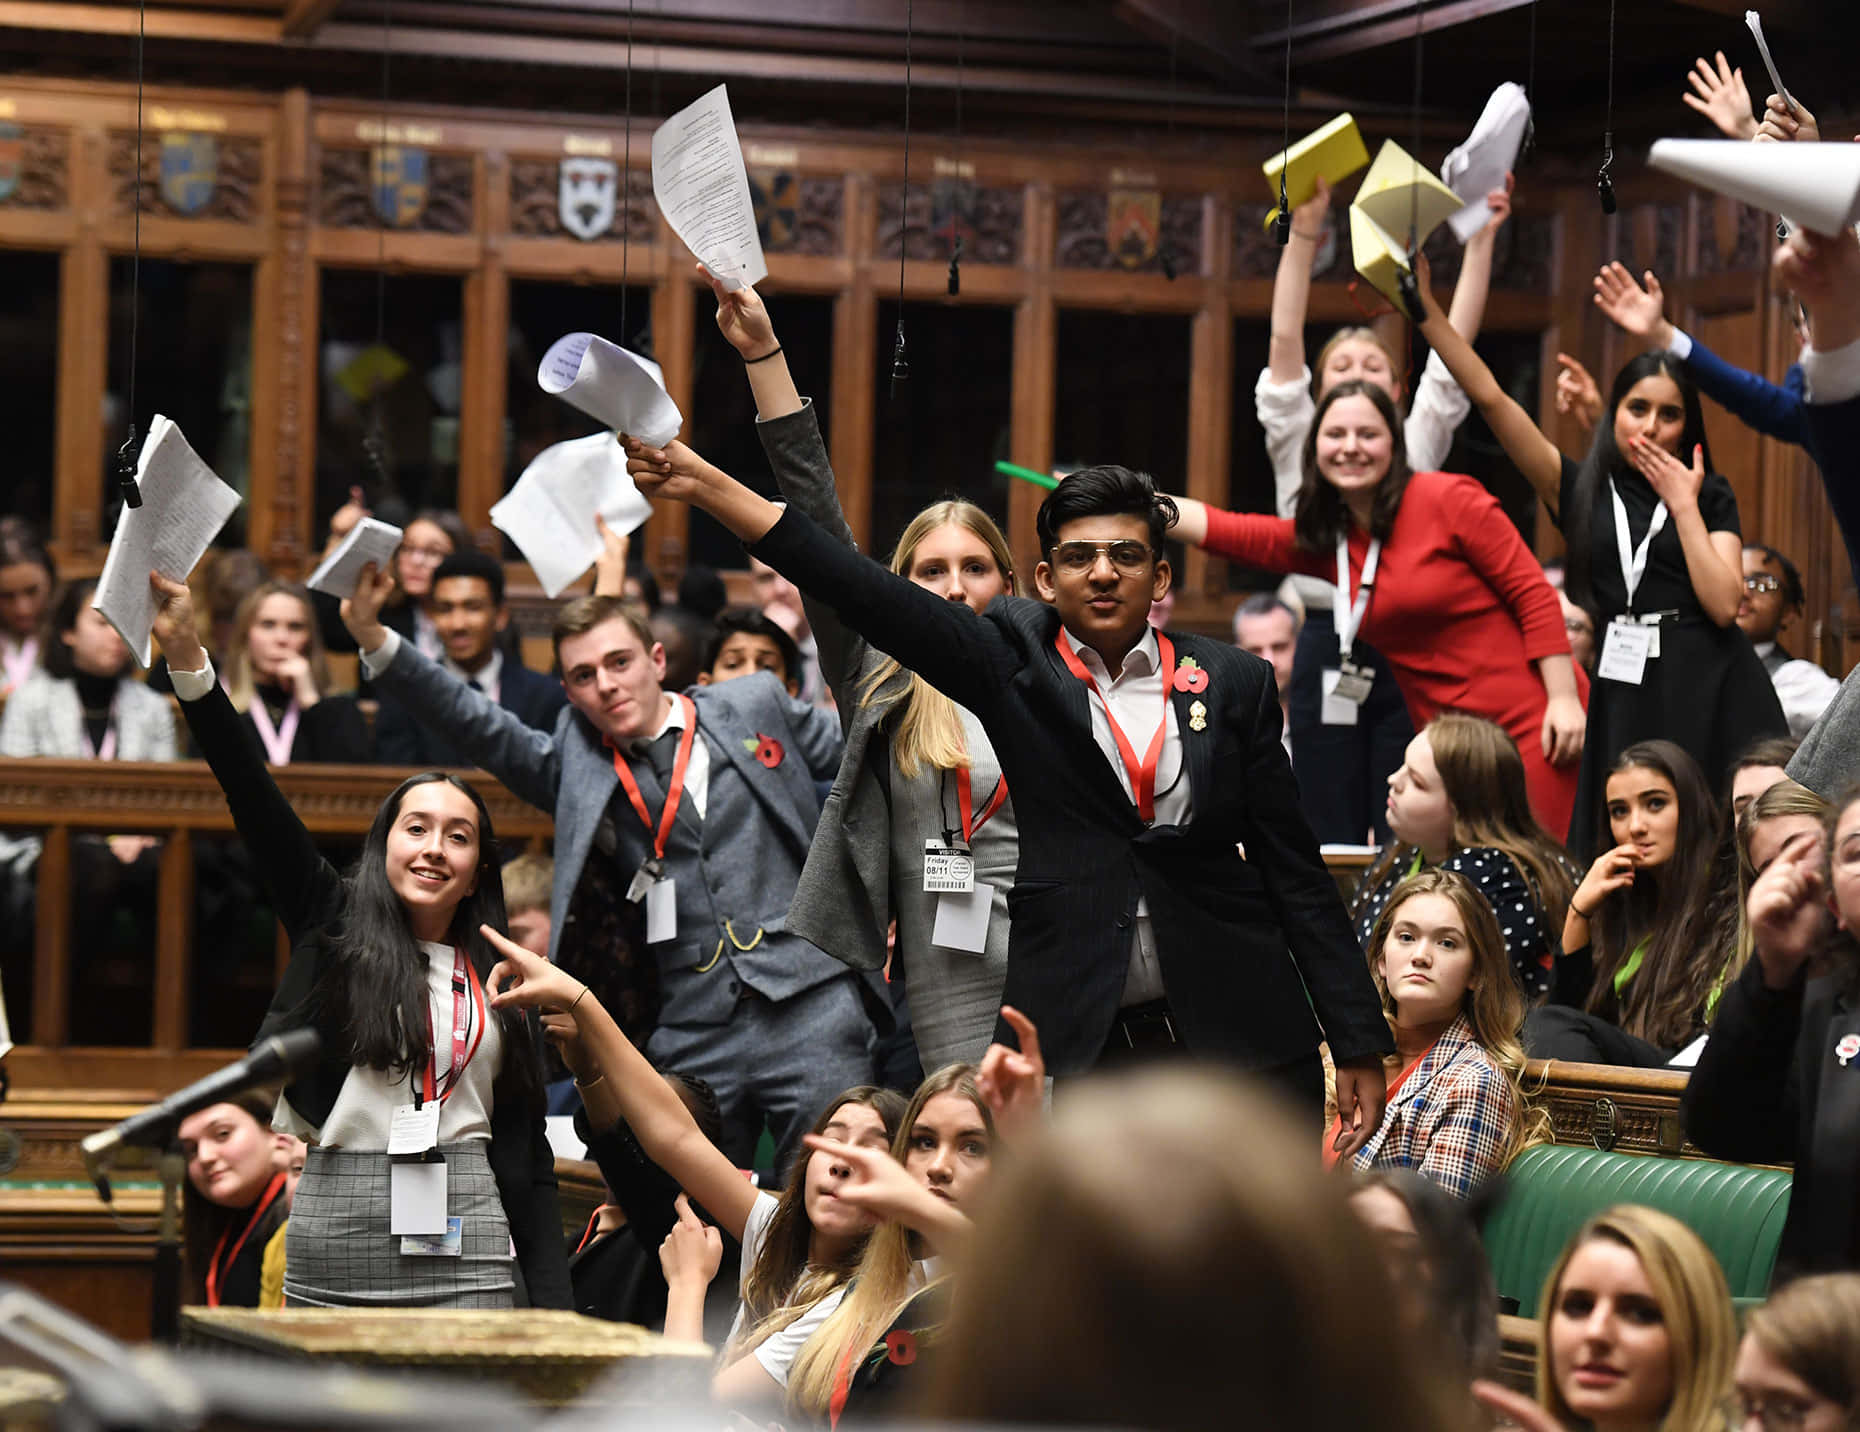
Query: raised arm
[
  {"left": 150, "top": 573, "right": 343, "bottom": 944},
  {"left": 624, "top": 438, "right": 1020, "bottom": 716},
  {"left": 484, "top": 929, "right": 763, "bottom": 1243},
  {"left": 1267, "top": 178, "right": 1333, "bottom": 384},
  {"left": 1441, "top": 175, "right": 1512, "bottom": 349},
  {"left": 1178, "top": 501, "right": 1321, "bottom": 579},
  {"left": 1413, "top": 257, "right": 1563, "bottom": 511}
]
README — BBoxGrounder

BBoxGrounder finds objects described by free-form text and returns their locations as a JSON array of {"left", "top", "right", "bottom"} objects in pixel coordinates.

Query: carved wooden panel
[
  {"left": 316, "top": 146, "right": 473, "bottom": 234},
  {"left": 1054, "top": 190, "right": 1202, "bottom": 274},
  {"left": 0, "top": 125, "right": 70, "bottom": 211},
  {"left": 508, "top": 159, "right": 655, "bottom": 242},
  {"left": 877, "top": 180, "right": 1021, "bottom": 264},
  {"left": 1232, "top": 202, "right": 1352, "bottom": 282},
  {"left": 1618, "top": 202, "right": 1685, "bottom": 281},
  {"left": 1695, "top": 198, "right": 1770, "bottom": 275},
  {"left": 108, "top": 131, "right": 261, "bottom": 222},
  {"left": 748, "top": 172, "right": 841, "bottom": 256},
  {"left": 1493, "top": 211, "right": 1555, "bottom": 293}
]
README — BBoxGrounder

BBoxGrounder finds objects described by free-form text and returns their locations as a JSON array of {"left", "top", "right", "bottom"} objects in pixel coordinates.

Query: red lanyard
[
  {"left": 1053, "top": 629, "right": 1176, "bottom": 824},
  {"left": 205, "top": 1170, "right": 286, "bottom": 1308},
  {"left": 421, "top": 946, "right": 487, "bottom": 1108},
  {"left": 957, "top": 765, "right": 1008, "bottom": 843},
  {"left": 609, "top": 694, "right": 698, "bottom": 861}
]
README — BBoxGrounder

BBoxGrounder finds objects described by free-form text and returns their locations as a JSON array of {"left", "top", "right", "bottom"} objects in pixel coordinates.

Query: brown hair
[
  {"left": 180, "top": 1087, "right": 286, "bottom": 1305},
  {"left": 223, "top": 582, "right": 332, "bottom": 715},
  {"left": 1293, "top": 379, "right": 1416, "bottom": 552},
  {"left": 500, "top": 852, "right": 553, "bottom": 915},
  {"left": 549, "top": 593, "right": 654, "bottom": 666},
  {"left": 926, "top": 1069, "right": 1467, "bottom": 1432},
  {"left": 1313, "top": 326, "right": 1401, "bottom": 395},
  {"left": 1537, "top": 1205, "right": 1737, "bottom": 1432},
  {"left": 1725, "top": 780, "right": 1834, "bottom": 998},
  {"left": 1744, "top": 1274, "right": 1860, "bottom": 1421},
  {"left": 859, "top": 500, "right": 1016, "bottom": 781}
]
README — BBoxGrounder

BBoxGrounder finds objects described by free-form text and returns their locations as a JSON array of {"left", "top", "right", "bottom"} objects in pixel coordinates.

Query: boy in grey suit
[{"left": 342, "top": 583, "right": 878, "bottom": 1171}]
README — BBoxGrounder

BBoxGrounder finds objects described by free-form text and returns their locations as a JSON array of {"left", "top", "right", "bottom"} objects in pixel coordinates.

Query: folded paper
[
  {"left": 1441, "top": 82, "right": 1531, "bottom": 243},
  {"left": 1647, "top": 138, "right": 1860, "bottom": 238},
  {"left": 1350, "top": 141, "right": 1464, "bottom": 308},
  {"left": 538, "top": 333, "right": 683, "bottom": 447},
  {"left": 491, "top": 432, "right": 653, "bottom": 598}
]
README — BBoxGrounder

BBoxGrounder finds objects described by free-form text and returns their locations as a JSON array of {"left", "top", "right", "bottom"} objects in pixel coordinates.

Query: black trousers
[
  {"left": 1286, "top": 608, "right": 1412, "bottom": 845},
  {"left": 1092, "top": 1006, "right": 1326, "bottom": 1131}
]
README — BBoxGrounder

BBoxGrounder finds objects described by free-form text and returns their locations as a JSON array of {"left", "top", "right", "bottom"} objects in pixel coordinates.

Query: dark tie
[{"left": 641, "top": 727, "right": 681, "bottom": 784}]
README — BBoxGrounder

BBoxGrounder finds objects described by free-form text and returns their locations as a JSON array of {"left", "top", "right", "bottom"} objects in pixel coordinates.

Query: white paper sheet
[
  {"left": 1647, "top": 138, "right": 1860, "bottom": 238},
  {"left": 1744, "top": 10, "right": 1793, "bottom": 109},
  {"left": 93, "top": 415, "right": 242, "bottom": 668},
  {"left": 537, "top": 333, "right": 682, "bottom": 446},
  {"left": 543, "top": 1115, "right": 588, "bottom": 1163},
  {"left": 306, "top": 516, "right": 405, "bottom": 600},
  {"left": 1441, "top": 82, "right": 1532, "bottom": 243},
  {"left": 490, "top": 431, "right": 653, "bottom": 597},
  {"left": 651, "top": 84, "right": 768, "bottom": 291}
]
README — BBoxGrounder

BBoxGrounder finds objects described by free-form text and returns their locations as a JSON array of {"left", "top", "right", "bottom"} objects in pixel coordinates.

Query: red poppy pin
[
  {"left": 884, "top": 1329, "right": 919, "bottom": 1366},
  {"left": 744, "top": 733, "right": 785, "bottom": 769},
  {"left": 1172, "top": 655, "right": 1208, "bottom": 694}
]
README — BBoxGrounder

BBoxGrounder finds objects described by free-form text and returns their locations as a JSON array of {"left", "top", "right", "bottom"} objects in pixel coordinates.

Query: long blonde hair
[
  {"left": 859, "top": 502, "right": 1016, "bottom": 780},
  {"left": 223, "top": 582, "right": 331, "bottom": 715},
  {"left": 1537, "top": 1205, "right": 1738, "bottom": 1432},
  {"left": 1365, "top": 869, "right": 1547, "bottom": 1166},
  {"left": 785, "top": 1064, "right": 991, "bottom": 1419}
]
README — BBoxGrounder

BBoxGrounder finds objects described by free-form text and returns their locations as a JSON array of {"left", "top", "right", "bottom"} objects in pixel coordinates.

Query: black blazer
[
  {"left": 180, "top": 681, "right": 573, "bottom": 1309},
  {"left": 1682, "top": 957, "right": 1860, "bottom": 1280},
  {"left": 751, "top": 507, "right": 1391, "bottom": 1076},
  {"left": 374, "top": 660, "right": 567, "bottom": 768}
]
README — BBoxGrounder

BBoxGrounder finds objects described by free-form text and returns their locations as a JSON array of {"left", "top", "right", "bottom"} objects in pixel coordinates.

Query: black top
[
  {"left": 233, "top": 685, "right": 372, "bottom": 764},
  {"left": 1558, "top": 458, "right": 1740, "bottom": 618}
]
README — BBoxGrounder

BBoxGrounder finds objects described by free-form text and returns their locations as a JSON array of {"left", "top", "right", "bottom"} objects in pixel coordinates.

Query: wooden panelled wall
[{"left": 0, "top": 75, "right": 1844, "bottom": 653}]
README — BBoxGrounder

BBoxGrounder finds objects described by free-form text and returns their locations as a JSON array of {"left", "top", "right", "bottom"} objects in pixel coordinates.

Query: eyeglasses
[
  {"left": 1050, "top": 540, "right": 1155, "bottom": 576},
  {"left": 400, "top": 544, "right": 451, "bottom": 564},
  {"left": 1743, "top": 574, "right": 1783, "bottom": 594},
  {"left": 1722, "top": 1392, "right": 1818, "bottom": 1432}
]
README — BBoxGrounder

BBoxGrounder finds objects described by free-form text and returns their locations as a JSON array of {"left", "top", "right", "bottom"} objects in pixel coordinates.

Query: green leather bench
[{"left": 1484, "top": 1145, "right": 1793, "bottom": 1317}]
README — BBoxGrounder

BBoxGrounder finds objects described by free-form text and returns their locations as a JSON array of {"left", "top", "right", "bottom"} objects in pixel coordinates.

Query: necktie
[{"left": 641, "top": 726, "right": 681, "bottom": 784}]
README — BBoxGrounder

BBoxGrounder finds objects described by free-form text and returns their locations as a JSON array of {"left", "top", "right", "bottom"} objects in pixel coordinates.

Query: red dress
[{"left": 1202, "top": 470, "right": 1584, "bottom": 836}]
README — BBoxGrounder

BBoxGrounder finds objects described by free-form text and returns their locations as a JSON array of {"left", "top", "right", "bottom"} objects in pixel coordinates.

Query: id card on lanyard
[
  {"left": 389, "top": 947, "right": 485, "bottom": 1238},
  {"left": 926, "top": 763, "right": 1008, "bottom": 955},
  {"left": 1322, "top": 535, "right": 1381, "bottom": 726},
  {"left": 611, "top": 694, "right": 697, "bottom": 945},
  {"left": 1597, "top": 479, "right": 1669, "bottom": 687}
]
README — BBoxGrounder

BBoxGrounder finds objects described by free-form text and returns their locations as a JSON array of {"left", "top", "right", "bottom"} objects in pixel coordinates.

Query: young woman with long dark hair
[
  {"left": 1533, "top": 740, "right": 1722, "bottom": 1066},
  {"left": 1414, "top": 260, "right": 1786, "bottom": 850},
  {"left": 179, "top": 1089, "right": 293, "bottom": 1309},
  {"left": 0, "top": 517, "right": 55, "bottom": 700},
  {"left": 147, "top": 571, "right": 568, "bottom": 1310}
]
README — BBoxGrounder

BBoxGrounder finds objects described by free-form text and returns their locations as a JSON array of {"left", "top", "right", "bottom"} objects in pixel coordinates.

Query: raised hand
[
  {"left": 338, "top": 560, "right": 397, "bottom": 653},
  {"left": 975, "top": 1005, "right": 1046, "bottom": 1141},
  {"left": 327, "top": 485, "right": 369, "bottom": 545},
  {"left": 482, "top": 923, "right": 587, "bottom": 1012},
  {"left": 1756, "top": 93, "right": 1819, "bottom": 144},
  {"left": 1628, "top": 438, "right": 1706, "bottom": 512},
  {"left": 1473, "top": 172, "right": 1514, "bottom": 241},
  {"left": 699, "top": 263, "right": 779, "bottom": 360},
  {"left": 1574, "top": 843, "right": 1639, "bottom": 918},
  {"left": 271, "top": 651, "right": 322, "bottom": 707},
  {"left": 1554, "top": 353, "right": 1603, "bottom": 434},
  {"left": 622, "top": 436, "right": 721, "bottom": 506},
  {"left": 592, "top": 512, "right": 630, "bottom": 598},
  {"left": 1748, "top": 829, "right": 1831, "bottom": 989},
  {"left": 540, "top": 1010, "right": 596, "bottom": 1082},
  {"left": 148, "top": 570, "right": 207, "bottom": 672},
  {"left": 1289, "top": 174, "right": 1331, "bottom": 240},
  {"left": 659, "top": 1193, "right": 723, "bottom": 1289},
  {"left": 1592, "top": 263, "right": 1674, "bottom": 348},
  {"left": 1409, "top": 249, "right": 1447, "bottom": 327},
  {"left": 1681, "top": 52, "right": 1756, "bottom": 140}
]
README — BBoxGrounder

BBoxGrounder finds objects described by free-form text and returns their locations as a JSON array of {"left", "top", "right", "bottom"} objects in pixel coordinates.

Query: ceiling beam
[
  {"left": 1253, "top": 0, "right": 1534, "bottom": 65},
  {"left": 1107, "top": 0, "right": 1265, "bottom": 87},
  {"left": 281, "top": 0, "right": 343, "bottom": 37}
]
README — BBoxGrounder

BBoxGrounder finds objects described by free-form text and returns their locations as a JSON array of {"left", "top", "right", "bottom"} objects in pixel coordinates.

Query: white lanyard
[
  {"left": 1334, "top": 534, "right": 1383, "bottom": 666},
  {"left": 1608, "top": 478, "right": 1668, "bottom": 611},
  {"left": 249, "top": 694, "right": 301, "bottom": 765},
  {"left": 1, "top": 637, "right": 36, "bottom": 694}
]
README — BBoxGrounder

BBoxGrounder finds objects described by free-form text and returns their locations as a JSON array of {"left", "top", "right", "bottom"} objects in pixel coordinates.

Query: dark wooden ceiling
[{"left": 0, "top": 0, "right": 1845, "bottom": 151}]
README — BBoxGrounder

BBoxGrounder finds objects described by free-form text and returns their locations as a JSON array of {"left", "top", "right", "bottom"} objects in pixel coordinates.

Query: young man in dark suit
[
  {"left": 624, "top": 440, "right": 1393, "bottom": 1152},
  {"left": 373, "top": 549, "right": 568, "bottom": 767}
]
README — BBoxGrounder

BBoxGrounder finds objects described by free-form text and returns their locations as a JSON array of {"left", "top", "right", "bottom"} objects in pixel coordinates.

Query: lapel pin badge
[
  {"left": 1188, "top": 699, "right": 1207, "bottom": 732},
  {"left": 1836, "top": 1033, "right": 1859, "bottom": 1068},
  {"left": 743, "top": 733, "right": 785, "bottom": 769},
  {"left": 1172, "top": 655, "right": 1209, "bottom": 695}
]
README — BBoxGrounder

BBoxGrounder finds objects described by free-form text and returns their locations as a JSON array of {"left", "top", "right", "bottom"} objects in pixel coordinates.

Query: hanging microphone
[
  {"left": 890, "top": 325, "right": 909, "bottom": 398},
  {"left": 1597, "top": 133, "right": 1617, "bottom": 215},
  {"left": 115, "top": 428, "right": 143, "bottom": 510},
  {"left": 1274, "top": 176, "right": 1293, "bottom": 246},
  {"left": 1159, "top": 245, "right": 1178, "bottom": 281},
  {"left": 80, "top": 1029, "right": 322, "bottom": 1202}
]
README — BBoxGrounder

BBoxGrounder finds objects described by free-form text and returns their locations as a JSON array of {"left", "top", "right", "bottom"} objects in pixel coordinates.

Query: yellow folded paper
[
  {"left": 1262, "top": 114, "right": 1370, "bottom": 232},
  {"left": 1348, "top": 141, "right": 1464, "bottom": 310}
]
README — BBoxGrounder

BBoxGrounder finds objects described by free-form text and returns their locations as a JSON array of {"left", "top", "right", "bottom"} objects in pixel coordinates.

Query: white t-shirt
[{"left": 725, "top": 1191, "right": 850, "bottom": 1387}]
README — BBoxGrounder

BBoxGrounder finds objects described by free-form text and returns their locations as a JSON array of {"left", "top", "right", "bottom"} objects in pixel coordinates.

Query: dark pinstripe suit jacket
[{"left": 752, "top": 506, "right": 1391, "bottom": 1077}]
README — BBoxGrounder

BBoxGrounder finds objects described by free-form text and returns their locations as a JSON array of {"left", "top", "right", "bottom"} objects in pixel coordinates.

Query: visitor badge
[
  {"left": 390, "top": 1158, "right": 449, "bottom": 1235},
  {"left": 401, "top": 1216, "right": 463, "bottom": 1257},
  {"left": 1598, "top": 620, "right": 1653, "bottom": 686},
  {"left": 387, "top": 1102, "right": 441, "bottom": 1158},
  {"left": 932, "top": 883, "right": 994, "bottom": 955},
  {"left": 923, "top": 840, "right": 975, "bottom": 894},
  {"left": 645, "top": 878, "right": 677, "bottom": 944},
  {"left": 1320, "top": 669, "right": 1359, "bottom": 726}
]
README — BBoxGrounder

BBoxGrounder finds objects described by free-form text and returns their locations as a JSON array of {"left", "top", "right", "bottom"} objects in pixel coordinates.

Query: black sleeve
[
  {"left": 180, "top": 684, "right": 344, "bottom": 944},
  {"left": 1551, "top": 943, "right": 1596, "bottom": 1008},
  {"left": 1681, "top": 958, "right": 1802, "bottom": 1164},
  {"left": 1698, "top": 473, "right": 1742, "bottom": 537}
]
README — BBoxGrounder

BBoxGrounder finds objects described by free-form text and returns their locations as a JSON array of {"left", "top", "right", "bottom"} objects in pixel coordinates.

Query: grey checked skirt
[{"left": 282, "top": 1141, "right": 515, "bottom": 1308}]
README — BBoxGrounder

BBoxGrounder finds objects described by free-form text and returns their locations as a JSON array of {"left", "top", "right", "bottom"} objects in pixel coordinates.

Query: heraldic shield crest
[
  {"left": 159, "top": 132, "right": 218, "bottom": 216},
  {"left": 559, "top": 157, "right": 618, "bottom": 241},
  {"left": 0, "top": 123, "right": 21, "bottom": 204},
  {"left": 372, "top": 146, "right": 429, "bottom": 228},
  {"left": 749, "top": 169, "right": 796, "bottom": 250},
  {"left": 1107, "top": 187, "right": 1161, "bottom": 270}
]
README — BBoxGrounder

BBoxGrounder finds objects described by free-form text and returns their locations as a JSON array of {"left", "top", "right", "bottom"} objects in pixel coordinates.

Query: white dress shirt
[
  {"left": 634, "top": 690, "right": 710, "bottom": 821},
  {"left": 444, "top": 647, "right": 503, "bottom": 704},
  {"left": 1754, "top": 641, "right": 1841, "bottom": 740},
  {"left": 1060, "top": 626, "right": 1191, "bottom": 1006}
]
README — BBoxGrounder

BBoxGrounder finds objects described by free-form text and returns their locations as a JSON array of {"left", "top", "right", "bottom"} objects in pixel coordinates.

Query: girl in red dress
[{"left": 1172, "top": 380, "right": 1586, "bottom": 835}]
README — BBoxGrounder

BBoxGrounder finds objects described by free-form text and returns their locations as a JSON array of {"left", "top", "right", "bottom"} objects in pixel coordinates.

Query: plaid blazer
[{"left": 1351, "top": 1013, "right": 1517, "bottom": 1198}]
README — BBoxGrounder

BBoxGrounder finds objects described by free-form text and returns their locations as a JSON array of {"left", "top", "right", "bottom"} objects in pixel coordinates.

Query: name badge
[
  {"left": 401, "top": 1216, "right": 463, "bottom": 1257},
  {"left": 1598, "top": 620, "right": 1653, "bottom": 686},
  {"left": 923, "top": 840, "right": 976, "bottom": 894},
  {"left": 645, "top": 878, "right": 677, "bottom": 944},
  {"left": 390, "top": 1158, "right": 449, "bottom": 1235},
  {"left": 1321, "top": 666, "right": 1371, "bottom": 726},
  {"left": 387, "top": 1102, "right": 441, "bottom": 1158},
  {"left": 932, "top": 882, "right": 994, "bottom": 955}
]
